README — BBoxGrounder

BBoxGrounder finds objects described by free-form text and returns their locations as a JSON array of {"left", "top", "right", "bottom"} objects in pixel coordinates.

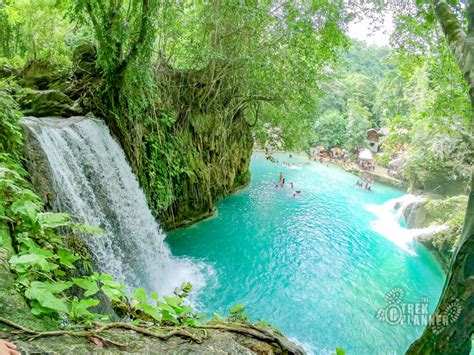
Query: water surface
[{"left": 166, "top": 152, "right": 444, "bottom": 354}]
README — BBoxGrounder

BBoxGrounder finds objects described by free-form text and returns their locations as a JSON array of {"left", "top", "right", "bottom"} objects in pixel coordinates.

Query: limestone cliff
[{"left": 403, "top": 195, "right": 468, "bottom": 270}]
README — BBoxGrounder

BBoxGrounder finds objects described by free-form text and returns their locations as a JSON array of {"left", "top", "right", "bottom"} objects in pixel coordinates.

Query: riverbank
[
  {"left": 259, "top": 149, "right": 408, "bottom": 190},
  {"left": 341, "top": 161, "right": 408, "bottom": 190}
]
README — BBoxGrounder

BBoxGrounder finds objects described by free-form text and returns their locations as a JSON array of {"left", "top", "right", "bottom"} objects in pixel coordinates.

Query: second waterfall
[{"left": 24, "top": 116, "right": 206, "bottom": 295}]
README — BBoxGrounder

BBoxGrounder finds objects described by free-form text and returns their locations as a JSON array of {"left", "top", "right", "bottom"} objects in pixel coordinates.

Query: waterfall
[
  {"left": 24, "top": 116, "right": 205, "bottom": 295},
  {"left": 365, "top": 195, "right": 448, "bottom": 253}
]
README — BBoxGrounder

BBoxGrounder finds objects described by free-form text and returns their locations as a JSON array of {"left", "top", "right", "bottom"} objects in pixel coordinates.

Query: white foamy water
[
  {"left": 366, "top": 195, "right": 448, "bottom": 253},
  {"left": 24, "top": 116, "right": 207, "bottom": 296}
]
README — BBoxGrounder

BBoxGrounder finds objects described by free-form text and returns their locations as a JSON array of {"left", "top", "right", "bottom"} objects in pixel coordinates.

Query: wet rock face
[
  {"left": 402, "top": 200, "right": 425, "bottom": 228},
  {"left": 22, "top": 123, "right": 57, "bottom": 209}
]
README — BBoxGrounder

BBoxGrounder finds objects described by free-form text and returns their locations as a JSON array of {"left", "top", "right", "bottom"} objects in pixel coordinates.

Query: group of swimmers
[
  {"left": 276, "top": 171, "right": 301, "bottom": 198},
  {"left": 356, "top": 177, "right": 374, "bottom": 191}
]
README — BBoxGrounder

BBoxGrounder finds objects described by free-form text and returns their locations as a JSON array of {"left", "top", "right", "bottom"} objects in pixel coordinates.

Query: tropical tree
[
  {"left": 403, "top": 1, "right": 474, "bottom": 352},
  {"left": 345, "top": 98, "right": 370, "bottom": 150},
  {"left": 313, "top": 109, "right": 347, "bottom": 147}
]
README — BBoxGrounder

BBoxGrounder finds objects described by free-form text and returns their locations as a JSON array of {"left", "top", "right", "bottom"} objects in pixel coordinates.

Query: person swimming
[
  {"left": 290, "top": 182, "right": 294, "bottom": 189},
  {"left": 282, "top": 178, "right": 285, "bottom": 187},
  {"left": 279, "top": 171, "right": 283, "bottom": 182}
]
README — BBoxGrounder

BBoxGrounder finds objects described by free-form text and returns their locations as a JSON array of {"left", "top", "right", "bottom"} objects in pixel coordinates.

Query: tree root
[
  {"left": 0, "top": 317, "right": 301, "bottom": 353},
  {"left": 196, "top": 323, "right": 303, "bottom": 355},
  {"left": 0, "top": 317, "right": 203, "bottom": 348}
]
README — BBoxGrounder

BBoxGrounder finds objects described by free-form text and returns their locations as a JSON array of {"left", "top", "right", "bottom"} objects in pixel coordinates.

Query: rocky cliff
[
  {"left": 18, "top": 45, "right": 255, "bottom": 230},
  {"left": 401, "top": 195, "right": 468, "bottom": 270}
]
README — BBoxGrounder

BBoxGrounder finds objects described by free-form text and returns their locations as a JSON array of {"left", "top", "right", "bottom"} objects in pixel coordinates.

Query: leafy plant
[
  {"left": 0, "top": 81, "right": 23, "bottom": 161},
  {"left": 127, "top": 282, "right": 200, "bottom": 326},
  {"left": 228, "top": 303, "right": 249, "bottom": 323}
]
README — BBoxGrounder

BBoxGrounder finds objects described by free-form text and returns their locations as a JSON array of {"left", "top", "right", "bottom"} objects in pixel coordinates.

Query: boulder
[
  {"left": 18, "top": 89, "right": 80, "bottom": 117},
  {"left": 20, "top": 61, "right": 65, "bottom": 91},
  {"left": 72, "top": 43, "right": 99, "bottom": 77}
]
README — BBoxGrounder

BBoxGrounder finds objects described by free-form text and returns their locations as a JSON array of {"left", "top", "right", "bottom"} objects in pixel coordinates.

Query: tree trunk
[
  {"left": 407, "top": 1, "right": 474, "bottom": 353},
  {"left": 407, "top": 175, "right": 473, "bottom": 354}
]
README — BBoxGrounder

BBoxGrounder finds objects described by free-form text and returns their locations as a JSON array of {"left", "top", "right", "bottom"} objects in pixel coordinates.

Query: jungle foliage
[
  {"left": 0, "top": 94, "right": 200, "bottom": 326},
  {"left": 313, "top": 32, "right": 472, "bottom": 193},
  {"left": 0, "top": 1, "right": 473, "bottom": 352}
]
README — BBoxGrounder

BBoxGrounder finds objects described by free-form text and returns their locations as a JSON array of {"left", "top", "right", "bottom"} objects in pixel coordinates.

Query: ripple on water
[{"left": 166, "top": 152, "right": 445, "bottom": 354}]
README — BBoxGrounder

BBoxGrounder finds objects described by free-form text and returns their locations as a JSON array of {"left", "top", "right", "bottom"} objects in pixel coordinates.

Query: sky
[{"left": 347, "top": 12, "right": 394, "bottom": 47}]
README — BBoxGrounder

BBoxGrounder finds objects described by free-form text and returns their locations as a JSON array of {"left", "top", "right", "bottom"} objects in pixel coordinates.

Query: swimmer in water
[
  {"left": 290, "top": 182, "right": 294, "bottom": 189},
  {"left": 279, "top": 171, "right": 283, "bottom": 182}
]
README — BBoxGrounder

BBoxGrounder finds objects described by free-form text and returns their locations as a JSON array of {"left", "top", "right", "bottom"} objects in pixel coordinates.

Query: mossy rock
[
  {"left": 0, "top": 227, "right": 58, "bottom": 332},
  {"left": 0, "top": 322, "right": 304, "bottom": 354},
  {"left": 410, "top": 195, "right": 468, "bottom": 229},
  {"left": 20, "top": 61, "right": 67, "bottom": 91},
  {"left": 413, "top": 195, "right": 468, "bottom": 270},
  {"left": 18, "top": 89, "right": 80, "bottom": 117},
  {"left": 72, "top": 44, "right": 99, "bottom": 77}
]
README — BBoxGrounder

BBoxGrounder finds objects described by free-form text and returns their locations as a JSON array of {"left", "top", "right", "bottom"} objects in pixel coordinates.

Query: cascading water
[
  {"left": 366, "top": 194, "right": 448, "bottom": 252},
  {"left": 24, "top": 116, "right": 206, "bottom": 295},
  {"left": 392, "top": 194, "right": 424, "bottom": 225}
]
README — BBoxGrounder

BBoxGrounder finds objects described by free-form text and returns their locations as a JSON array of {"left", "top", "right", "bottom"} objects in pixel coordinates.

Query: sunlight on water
[{"left": 166, "top": 152, "right": 445, "bottom": 354}]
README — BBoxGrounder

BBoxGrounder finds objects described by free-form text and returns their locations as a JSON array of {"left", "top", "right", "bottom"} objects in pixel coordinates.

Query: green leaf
[
  {"left": 72, "top": 224, "right": 104, "bottom": 234},
  {"left": 131, "top": 288, "right": 147, "bottom": 304},
  {"left": 102, "top": 285, "right": 125, "bottom": 301},
  {"left": 98, "top": 274, "right": 114, "bottom": 282},
  {"left": 157, "top": 301, "right": 176, "bottom": 315},
  {"left": 9, "top": 253, "right": 56, "bottom": 273},
  {"left": 161, "top": 310, "right": 179, "bottom": 325},
  {"left": 140, "top": 304, "right": 161, "bottom": 322},
  {"left": 163, "top": 296, "right": 182, "bottom": 308},
  {"left": 57, "top": 248, "right": 78, "bottom": 268},
  {"left": 73, "top": 278, "right": 100, "bottom": 297},
  {"left": 25, "top": 281, "right": 71, "bottom": 314},
  {"left": 181, "top": 281, "right": 192, "bottom": 293},
  {"left": 37, "top": 212, "right": 70, "bottom": 229},
  {"left": 10, "top": 199, "right": 38, "bottom": 223},
  {"left": 69, "top": 297, "right": 106, "bottom": 322},
  {"left": 230, "top": 304, "right": 245, "bottom": 314},
  {"left": 71, "top": 298, "right": 100, "bottom": 313}
]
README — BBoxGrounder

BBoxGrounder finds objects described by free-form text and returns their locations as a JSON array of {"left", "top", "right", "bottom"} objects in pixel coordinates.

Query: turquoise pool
[{"left": 166, "top": 152, "right": 445, "bottom": 354}]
